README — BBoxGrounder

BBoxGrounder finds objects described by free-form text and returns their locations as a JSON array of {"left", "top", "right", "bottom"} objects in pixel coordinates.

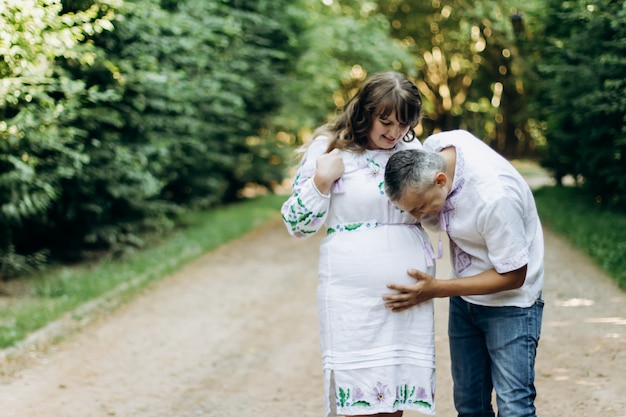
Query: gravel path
[{"left": 0, "top": 214, "right": 625, "bottom": 417}]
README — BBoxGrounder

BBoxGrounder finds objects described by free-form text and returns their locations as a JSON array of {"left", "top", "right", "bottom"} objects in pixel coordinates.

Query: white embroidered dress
[{"left": 281, "top": 136, "right": 436, "bottom": 417}]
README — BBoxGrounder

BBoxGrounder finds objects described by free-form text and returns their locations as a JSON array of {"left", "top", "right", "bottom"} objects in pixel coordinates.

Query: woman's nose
[{"left": 389, "top": 124, "right": 400, "bottom": 138}]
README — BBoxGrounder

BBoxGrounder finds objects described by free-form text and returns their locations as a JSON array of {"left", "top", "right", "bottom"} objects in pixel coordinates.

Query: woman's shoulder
[
  {"left": 299, "top": 135, "right": 330, "bottom": 160},
  {"left": 310, "top": 135, "right": 331, "bottom": 149}
]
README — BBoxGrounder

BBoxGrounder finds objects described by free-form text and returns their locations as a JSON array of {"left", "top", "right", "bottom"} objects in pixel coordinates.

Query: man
[{"left": 383, "top": 129, "right": 544, "bottom": 417}]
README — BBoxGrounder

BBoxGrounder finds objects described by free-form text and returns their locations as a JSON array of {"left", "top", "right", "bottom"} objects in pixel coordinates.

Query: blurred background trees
[
  {"left": 1, "top": 0, "right": 624, "bottom": 278},
  {"left": 523, "top": 0, "right": 626, "bottom": 207}
]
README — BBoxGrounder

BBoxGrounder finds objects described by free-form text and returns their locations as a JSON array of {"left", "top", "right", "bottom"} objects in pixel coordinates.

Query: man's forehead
[
  {"left": 404, "top": 186, "right": 437, "bottom": 204},
  {"left": 398, "top": 190, "right": 423, "bottom": 206}
]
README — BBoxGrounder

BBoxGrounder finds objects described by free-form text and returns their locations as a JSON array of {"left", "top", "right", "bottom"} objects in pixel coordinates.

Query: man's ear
[{"left": 434, "top": 172, "right": 447, "bottom": 187}]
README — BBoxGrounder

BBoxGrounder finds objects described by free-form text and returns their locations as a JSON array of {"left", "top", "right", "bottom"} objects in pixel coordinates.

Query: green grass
[
  {"left": 0, "top": 194, "right": 287, "bottom": 349},
  {"left": 533, "top": 186, "right": 626, "bottom": 291}
]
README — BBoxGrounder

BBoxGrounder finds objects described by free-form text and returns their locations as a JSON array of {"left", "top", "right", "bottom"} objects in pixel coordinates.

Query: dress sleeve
[{"left": 281, "top": 138, "right": 332, "bottom": 238}]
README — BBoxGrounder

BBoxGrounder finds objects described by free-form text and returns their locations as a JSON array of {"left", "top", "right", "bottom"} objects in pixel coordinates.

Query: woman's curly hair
[{"left": 312, "top": 71, "right": 423, "bottom": 153}]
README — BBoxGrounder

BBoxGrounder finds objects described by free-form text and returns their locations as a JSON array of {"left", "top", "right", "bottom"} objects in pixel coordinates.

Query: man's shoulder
[{"left": 424, "top": 129, "right": 477, "bottom": 150}]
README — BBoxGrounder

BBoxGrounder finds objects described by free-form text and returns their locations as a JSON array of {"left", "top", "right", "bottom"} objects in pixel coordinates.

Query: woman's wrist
[{"left": 313, "top": 175, "right": 333, "bottom": 196}]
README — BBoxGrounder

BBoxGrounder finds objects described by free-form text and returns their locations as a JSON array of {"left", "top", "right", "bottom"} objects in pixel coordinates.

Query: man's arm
[{"left": 383, "top": 265, "right": 527, "bottom": 312}]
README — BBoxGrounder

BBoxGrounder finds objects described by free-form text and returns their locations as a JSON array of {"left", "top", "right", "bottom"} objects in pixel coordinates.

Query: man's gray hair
[{"left": 384, "top": 149, "right": 446, "bottom": 202}]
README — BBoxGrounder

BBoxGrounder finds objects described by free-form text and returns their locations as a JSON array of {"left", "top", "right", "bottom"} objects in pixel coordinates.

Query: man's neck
[{"left": 439, "top": 146, "right": 456, "bottom": 187}]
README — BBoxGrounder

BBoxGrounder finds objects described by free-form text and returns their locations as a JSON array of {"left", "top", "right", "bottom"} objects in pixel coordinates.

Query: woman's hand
[{"left": 314, "top": 149, "right": 345, "bottom": 195}]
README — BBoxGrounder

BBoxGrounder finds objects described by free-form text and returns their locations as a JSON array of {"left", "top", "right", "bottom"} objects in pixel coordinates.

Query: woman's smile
[{"left": 367, "top": 112, "right": 411, "bottom": 150}]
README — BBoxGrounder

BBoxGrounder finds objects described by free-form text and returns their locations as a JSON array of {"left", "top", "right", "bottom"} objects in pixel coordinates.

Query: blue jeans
[{"left": 448, "top": 296, "right": 544, "bottom": 417}]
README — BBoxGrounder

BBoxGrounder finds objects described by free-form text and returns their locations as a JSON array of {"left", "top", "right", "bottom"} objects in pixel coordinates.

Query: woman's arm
[{"left": 280, "top": 139, "right": 343, "bottom": 237}]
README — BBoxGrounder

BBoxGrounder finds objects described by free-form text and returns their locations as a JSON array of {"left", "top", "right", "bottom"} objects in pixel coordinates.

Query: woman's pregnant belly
[
  {"left": 319, "top": 225, "right": 431, "bottom": 299},
  {"left": 317, "top": 225, "right": 435, "bottom": 356}
]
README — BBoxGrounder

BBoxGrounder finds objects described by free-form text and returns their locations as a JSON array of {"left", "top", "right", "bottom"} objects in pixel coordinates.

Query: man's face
[{"left": 394, "top": 183, "right": 447, "bottom": 220}]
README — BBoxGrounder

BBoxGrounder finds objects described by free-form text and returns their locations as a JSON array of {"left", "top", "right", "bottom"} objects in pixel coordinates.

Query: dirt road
[{"left": 1, "top": 214, "right": 625, "bottom": 417}]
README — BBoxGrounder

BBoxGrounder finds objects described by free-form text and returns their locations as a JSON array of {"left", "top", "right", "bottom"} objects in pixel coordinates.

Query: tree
[
  {"left": 528, "top": 0, "right": 626, "bottom": 208},
  {"left": 376, "top": 0, "right": 537, "bottom": 157},
  {"left": 0, "top": 0, "right": 307, "bottom": 273},
  {"left": 0, "top": 0, "right": 117, "bottom": 274},
  {"left": 272, "top": 0, "right": 419, "bottom": 144}
]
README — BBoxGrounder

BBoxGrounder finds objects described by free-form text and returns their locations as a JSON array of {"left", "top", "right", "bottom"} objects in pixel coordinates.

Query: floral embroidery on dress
[
  {"left": 336, "top": 386, "right": 371, "bottom": 408},
  {"left": 282, "top": 187, "right": 326, "bottom": 237},
  {"left": 372, "top": 382, "right": 394, "bottom": 407},
  {"left": 378, "top": 180, "right": 386, "bottom": 195},
  {"left": 362, "top": 156, "right": 388, "bottom": 195},
  {"left": 394, "top": 384, "right": 432, "bottom": 408},
  {"left": 327, "top": 221, "right": 378, "bottom": 235},
  {"left": 335, "top": 382, "right": 433, "bottom": 410},
  {"left": 282, "top": 146, "right": 412, "bottom": 238},
  {"left": 365, "top": 157, "right": 383, "bottom": 181}
]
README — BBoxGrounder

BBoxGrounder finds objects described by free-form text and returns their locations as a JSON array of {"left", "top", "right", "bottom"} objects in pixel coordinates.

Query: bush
[{"left": 0, "top": 0, "right": 303, "bottom": 275}]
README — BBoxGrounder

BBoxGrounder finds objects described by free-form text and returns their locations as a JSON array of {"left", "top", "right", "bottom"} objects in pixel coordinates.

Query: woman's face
[{"left": 367, "top": 112, "right": 411, "bottom": 150}]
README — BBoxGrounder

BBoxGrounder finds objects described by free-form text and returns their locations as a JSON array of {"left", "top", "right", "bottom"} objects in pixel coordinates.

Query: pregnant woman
[{"left": 281, "top": 71, "right": 436, "bottom": 417}]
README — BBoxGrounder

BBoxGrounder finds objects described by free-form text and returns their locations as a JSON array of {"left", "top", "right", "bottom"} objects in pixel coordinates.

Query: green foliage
[
  {"left": 0, "top": 0, "right": 303, "bottom": 276},
  {"left": 7, "top": 0, "right": 622, "bottom": 290},
  {"left": 94, "top": 0, "right": 300, "bottom": 206},
  {"left": 273, "top": 0, "right": 418, "bottom": 140},
  {"left": 0, "top": 0, "right": 118, "bottom": 275},
  {"left": 378, "top": 0, "right": 473, "bottom": 134},
  {"left": 528, "top": 0, "right": 626, "bottom": 209},
  {"left": 534, "top": 186, "right": 626, "bottom": 290},
  {"left": 376, "top": 0, "right": 533, "bottom": 155}
]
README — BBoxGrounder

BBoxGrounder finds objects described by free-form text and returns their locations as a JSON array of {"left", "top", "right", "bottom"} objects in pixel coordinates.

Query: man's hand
[
  {"left": 383, "top": 265, "right": 529, "bottom": 312},
  {"left": 383, "top": 269, "right": 437, "bottom": 312}
]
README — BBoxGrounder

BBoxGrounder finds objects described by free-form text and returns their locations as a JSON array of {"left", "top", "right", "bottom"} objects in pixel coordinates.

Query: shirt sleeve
[
  {"left": 477, "top": 193, "right": 530, "bottom": 274},
  {"left": 280, "top": 137, "right": 332, "bottom": 238}
]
